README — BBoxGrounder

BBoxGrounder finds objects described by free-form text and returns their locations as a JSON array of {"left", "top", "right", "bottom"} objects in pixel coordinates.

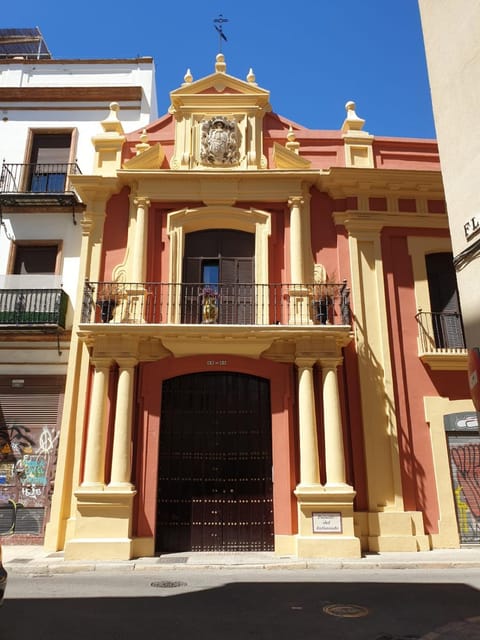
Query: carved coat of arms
[{"left": 200, "top": 116, "right": 239, "bottom": 166}]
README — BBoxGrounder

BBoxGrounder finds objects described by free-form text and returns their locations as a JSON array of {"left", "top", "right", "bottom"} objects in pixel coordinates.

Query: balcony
[
  {"left": 415, "top": 310, "right": 467, "bottom": 370},
  {"left": 0, "top": 162, "right": 82, "bottom": 207},
  {"left": 0, "top": 287, "right": 68, "bottom": 330},
  {"left": 82, "top": 281, "right": 351, "bottom": 327}
]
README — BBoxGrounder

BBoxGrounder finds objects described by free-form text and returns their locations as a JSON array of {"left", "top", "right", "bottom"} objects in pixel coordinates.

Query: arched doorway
[{"left": 156, "top": 371, "right": 273, "bottom": 552}]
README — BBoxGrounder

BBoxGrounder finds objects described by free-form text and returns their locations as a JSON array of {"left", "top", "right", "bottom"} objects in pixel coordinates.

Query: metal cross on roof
[{"left": 213, "top": 14, "right": 228, "bottom": 52}]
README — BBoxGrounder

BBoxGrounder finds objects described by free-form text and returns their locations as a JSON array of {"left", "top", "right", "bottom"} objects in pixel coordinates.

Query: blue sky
[{"left": 2, "top": 0, "right": 435, "bottom": 139}]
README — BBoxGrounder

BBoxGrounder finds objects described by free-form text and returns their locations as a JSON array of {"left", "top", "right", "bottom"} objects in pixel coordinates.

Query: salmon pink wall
[
  {"left": 101, "top": 187, "right": 130, "bottom": 279},
  {"left": 133, "top": 355, "right": 297, "bottom": 540},
  {"left": 382, "top": 229, "right": 470, "bottom": 533},
  {"left": 123, "top": 114, "right": 176, "bottom": 166},
  {"left": 373, "top": 138, "right": 441, "bottom": 170},
  {"left": 310, "top": 189, "right": 353, "bottom": 282}
]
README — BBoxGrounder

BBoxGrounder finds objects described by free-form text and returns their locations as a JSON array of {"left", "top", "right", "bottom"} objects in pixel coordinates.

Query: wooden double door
[{"left": 156, "top": 372, "right": 273, "bottom": 552}]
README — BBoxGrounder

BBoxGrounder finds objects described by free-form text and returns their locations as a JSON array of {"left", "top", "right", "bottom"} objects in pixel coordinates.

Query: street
[{"left": 3, "top": 567, "right": 480, "bottom": 639}]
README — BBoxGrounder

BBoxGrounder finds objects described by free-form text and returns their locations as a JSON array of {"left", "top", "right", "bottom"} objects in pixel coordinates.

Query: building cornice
[{"left": 0, "top": 86, "right": 143, "bottom": 103}]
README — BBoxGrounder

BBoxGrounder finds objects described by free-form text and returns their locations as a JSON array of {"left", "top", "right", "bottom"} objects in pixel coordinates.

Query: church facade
[{"left": 45, "top": 55, "right": 475, "bottom": 560}]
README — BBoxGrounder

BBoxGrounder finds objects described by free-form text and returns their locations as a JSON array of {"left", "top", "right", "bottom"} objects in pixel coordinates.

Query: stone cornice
[
  {"left": 333, "top": 210, "right": 449, "bottom": 232},
  {"left": 77, "top": 324, "right": 353, "bottom": 361},
  {"left": 116, "top": 169, "right": 320, "bottom": 203},
  {"left": 69, "top": 175, "right": 121, "bottom": 204},
  {"left": 316, "top": 167, "right": 444, "bottom": 199}
]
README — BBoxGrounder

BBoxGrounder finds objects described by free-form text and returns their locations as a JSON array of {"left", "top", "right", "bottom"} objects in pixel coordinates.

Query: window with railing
[
  {"left": 0, "top": 131, "right": 81, "bottom": 199},
  {"left": 414, "top": 251, "right": 466, "bottom": 357}
]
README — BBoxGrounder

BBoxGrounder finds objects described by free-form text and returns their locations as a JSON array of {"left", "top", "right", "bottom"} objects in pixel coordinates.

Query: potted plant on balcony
[
  {"left": 96, "top": 282, "right": 120, "bottom": 323},
  {"left": 312, "top": 266, "right": 336, "bottom": 325},
  {"left": 200, "top": 286, "right": 219, "bottom": 324}
]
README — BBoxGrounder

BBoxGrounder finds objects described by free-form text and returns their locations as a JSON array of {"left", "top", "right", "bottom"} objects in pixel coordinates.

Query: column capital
[
  {"left": 133, "top": 196, "right": 151, "bottom": 208},
  {"left": 115, "top": 357, "right": 138, "bottom": 369},
  {"left": 91, "top": 357, "right": 114, "bottom": 370},
  {"left": 288, "top": 195, "right": 304, "bottom": 208},
  {"left": 318, "top": 356, "right": 343, "bottom": 371},
  {"left": 295, "top": 356, "right": 317, "bottom": 369}
]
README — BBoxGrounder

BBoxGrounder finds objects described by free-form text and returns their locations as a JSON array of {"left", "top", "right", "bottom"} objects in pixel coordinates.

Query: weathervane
[{"left": 213, "top": 14, "right": 228, "bottom": 52}]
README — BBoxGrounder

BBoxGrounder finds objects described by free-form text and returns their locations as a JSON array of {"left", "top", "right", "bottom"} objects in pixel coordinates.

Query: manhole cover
[
  {"left": 150, "top": 580, "right": 188, "bottom": 589},
  {"left": 323, "top": 603, "right": 369, "bottom": 618}
]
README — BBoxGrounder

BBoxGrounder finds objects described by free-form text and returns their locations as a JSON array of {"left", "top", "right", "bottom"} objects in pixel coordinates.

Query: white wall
[{"left": 419, "top": 0, "right": 480, "bottom": 347}]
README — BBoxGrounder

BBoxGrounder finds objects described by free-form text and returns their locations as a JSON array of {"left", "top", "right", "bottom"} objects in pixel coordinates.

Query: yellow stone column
[
  {"left": 288, "top": 196, "right": 305, "bottom": 285},
  {"left": 109, "top": 358, "right": 137, "bottom": 489},
  {"left": 131, "top": 197, "right": 150, "bottom": 284},
  {"left": 288, "top": 196, "right": 311, "bottom": 324},
  {"left": 294, "top": 355, "right": 360, "bottom": 558},
  {"left": 296, "top": 357, "right": 321, "bottom": 487},
  {"left": 120, "top": 196, "right": 151, "bottom": 322},
  {"left": 81, "top": 358, "right": 112, "bottom": 489},
  {"left": 320, "top": 357, "right": 352, "bottom": 490}
]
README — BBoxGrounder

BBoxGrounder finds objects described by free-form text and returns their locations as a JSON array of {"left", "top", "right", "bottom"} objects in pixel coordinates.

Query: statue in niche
[{"left": 200, "top": 116, "right": 239, "bottom": 166}]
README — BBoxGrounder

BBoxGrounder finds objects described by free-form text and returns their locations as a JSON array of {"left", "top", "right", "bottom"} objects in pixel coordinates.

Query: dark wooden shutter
[
  {"left": 13, "top": 245, "right": 58, "bottom": 274},
  {"left": 426, "top": 252, "right": 464, "bottom": 348},
  {"left": 219, "top": 257, "right": 254, "bottom": 324},
  {"left": 183, "top": 230, "right": 255, "bottom": 325},
  {"left": 182, "top": 257, "right": 202, "bottom": 323}
]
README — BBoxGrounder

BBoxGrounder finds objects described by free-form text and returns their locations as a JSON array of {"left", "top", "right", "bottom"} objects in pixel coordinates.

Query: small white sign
[
  {"left": 464, "top": 215, "right": 480, "bottom": 240},
  {"left": 312, "top": 511, "right": 342, "bottom": 533}
]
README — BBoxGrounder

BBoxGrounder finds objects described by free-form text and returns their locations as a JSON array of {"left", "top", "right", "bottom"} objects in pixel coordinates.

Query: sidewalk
[{"left": 3, "top": 544, "right": 480, "bottom": 574}]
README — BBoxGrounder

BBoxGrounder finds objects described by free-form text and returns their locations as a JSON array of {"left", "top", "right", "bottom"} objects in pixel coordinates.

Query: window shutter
[
  {"left": 426, "top": 253, "right": 464, "bottom": 348},
  {"left": 182, "top": 257, "right": 202, "bottom": 323}
]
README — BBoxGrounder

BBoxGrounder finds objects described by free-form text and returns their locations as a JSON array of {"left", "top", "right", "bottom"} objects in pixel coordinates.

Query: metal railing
[
  {"left": 82, "top": 281, "right": 351, "bottom": 327},
  {"left": 0, "top": 162, "right": 81, "bottom": 194},
  {"left": 0, "top": 289, "right": 68, "bottom": 328},
  {"left": 415, "top": 310, "right": 466, "bottom": 352}
]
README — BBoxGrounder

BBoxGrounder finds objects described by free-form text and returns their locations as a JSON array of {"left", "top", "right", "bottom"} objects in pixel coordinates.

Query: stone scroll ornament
[{"left": 200, "top": 116, "right": 240, "bottom": 166}]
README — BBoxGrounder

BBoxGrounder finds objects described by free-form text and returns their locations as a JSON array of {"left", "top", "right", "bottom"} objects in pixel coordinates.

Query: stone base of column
[
  {"left": 64, "top": 489, "right": 137, "bottom": 561},
  {"left": 274, "top": 534, "right": 297, "bottom": 556},
  {"left": 366, "top": 511, "right": 430, "bottom": 552},
  {"left": 296, "top": 534, "right": 361, "bottom": 558},
  {"left": 116, "top": 287, "right": 149, "bottom": 324},
  {"left": 131, "top": 536, "right": 155, "bottom": 558},
  {"left": 64, "top": 537, "right": 134, "bottom": 561},
  {"left": 288, "top": 288, "right": 313, "bottom": 325},
  {"left": 294, "top": 483, "right": 361, "bottom": 558}
]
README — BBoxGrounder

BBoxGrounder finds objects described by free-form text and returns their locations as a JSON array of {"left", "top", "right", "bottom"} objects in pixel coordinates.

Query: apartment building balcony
[
  {"left": 0, "top": 162, "right": 82, "bottom": 207},
  {"left": 0, "top": 275, "right": 68, "bottom": 331},
  {"left": 415, "top": 310, "right": 467, "bottom": 370},
  {"left": 79, "top": 280, "right": 353, "bottom": 359}
]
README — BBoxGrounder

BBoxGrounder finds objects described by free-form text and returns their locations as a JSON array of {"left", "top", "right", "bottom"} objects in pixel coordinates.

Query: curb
[{"left": 6, "top": 558, "right": 480, "bottom": 575}]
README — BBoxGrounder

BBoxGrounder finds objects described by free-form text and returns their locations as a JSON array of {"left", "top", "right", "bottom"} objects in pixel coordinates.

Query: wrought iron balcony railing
[
  {"left": 415, "top": 310, "right": 466, "bottom": 352},
  {"left": 0, "top": 289, "right": 68, "bottom": 329},
  {"left": 81, "top": 281, "right": 351, "bottom": 327},
  {"left": 0, "top": 162, "right": 81, "bottom": 207}
]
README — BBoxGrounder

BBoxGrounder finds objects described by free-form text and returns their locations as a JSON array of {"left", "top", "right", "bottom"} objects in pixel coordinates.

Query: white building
[
  {"left": 418, "top": 1, "right": 480, "bottom": 350},
  {"left": 0, "top": 28, "right": 157, "bottom": 540}
]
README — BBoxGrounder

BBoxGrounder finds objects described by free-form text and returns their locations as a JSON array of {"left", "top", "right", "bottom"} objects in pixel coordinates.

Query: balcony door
[
  {"left": 156, "top": 372, "right": 274, "bottom": 552},
  {"left": 182, "top": 229, "right": 255, "bottom": 324},
  {"left": 28, "top": 132, "right": 71, "bottom": 192},
  {"left": 426, "top": 252, "right": 465, "bottom": 348}
]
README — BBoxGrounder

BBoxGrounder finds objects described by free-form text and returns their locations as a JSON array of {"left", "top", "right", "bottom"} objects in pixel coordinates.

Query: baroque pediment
[
  {"left": 169, "top": 59, "right": 270, "bottom": 114},
  {"left": 169, "top": 55, "right": 270, "bottom": 170}
]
